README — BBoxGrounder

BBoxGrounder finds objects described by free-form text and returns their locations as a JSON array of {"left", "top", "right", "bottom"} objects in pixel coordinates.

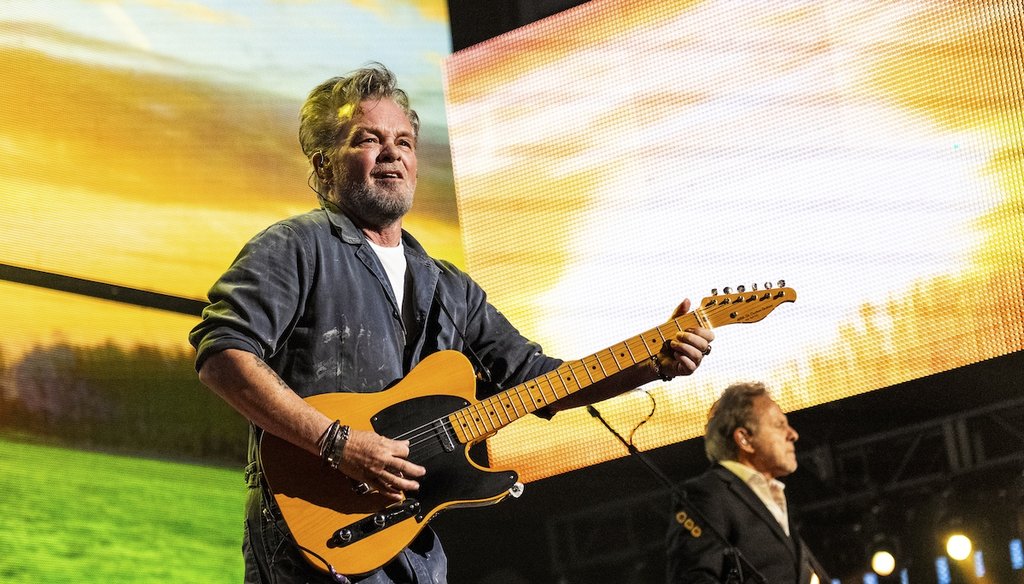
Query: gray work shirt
[{"left": 189, "top": 205, "right": 560, "bottom": 583}]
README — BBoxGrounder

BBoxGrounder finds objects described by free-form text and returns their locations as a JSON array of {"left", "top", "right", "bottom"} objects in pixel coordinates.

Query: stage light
[
  {"left": 1010, "top": 538, "right": 1023, "bottom": 570},
  {"left": 936, "top": 557, "right": 951, "bottom": 584},
  {"left": 867, "top": 530, "right": 899, "bottom": 577},
  {"left": 946, "top": 534, "right": 973, "bottom": 561},
  {"left": 871, "top": 550, "right": 897, "bottom": 577}
]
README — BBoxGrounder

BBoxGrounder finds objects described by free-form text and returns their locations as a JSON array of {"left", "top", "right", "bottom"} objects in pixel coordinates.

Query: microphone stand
[{"left": 586, "top": 405, "right": 769, "bottom": 584}]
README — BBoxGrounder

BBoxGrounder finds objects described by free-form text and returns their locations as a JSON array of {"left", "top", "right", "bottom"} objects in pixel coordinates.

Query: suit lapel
[{"left": 715, "top": 466, "right": 798, "bottom": 559}]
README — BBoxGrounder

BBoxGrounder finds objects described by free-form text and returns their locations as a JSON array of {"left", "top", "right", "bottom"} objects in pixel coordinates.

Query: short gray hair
[
  {"left": 298, "top": 63, "right": 420, "bottom": 193},
  {"left": 704, "top": 381, "right": 770, "bottom": 463}
]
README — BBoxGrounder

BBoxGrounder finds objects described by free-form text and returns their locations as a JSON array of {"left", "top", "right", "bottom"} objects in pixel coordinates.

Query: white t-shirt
[{"left": 366, "top": 239, "right": 407, "bottom": 314}]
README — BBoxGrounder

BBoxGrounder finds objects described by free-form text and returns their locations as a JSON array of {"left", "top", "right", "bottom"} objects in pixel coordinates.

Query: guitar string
[
  {"left": 386, "top": 298, "right": 777, "bottom": 473},
  {"left": 406, "top": 420, "right": 456, "bottom": 462},
  {"left": 396, "top": 327, "right": 675, "bottom": 453},
  {"left": 400, "top": 417, "right": 472, "bottom": 464},
  {"left": 393, "top": 299, "right": 750, "bottom": 459},
  {"left": 400, "top": 346, "right": 643, "bottom": 459},
  {"left": 405, "top": 295, "right": 789, "bottom": 462},
  {"left": 395, "top": 362, "right": 584, "bottom": 452},
  {"left": 389, "top": 365, "right": 568, "bottom": 446},
  {"left": 387, "top": 368, "right": 557, "bottom": 445}
]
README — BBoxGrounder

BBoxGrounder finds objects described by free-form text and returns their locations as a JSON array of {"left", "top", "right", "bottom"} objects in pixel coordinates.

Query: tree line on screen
[{"left": 0, "top": 342, "right": 248, "bottom": 465}]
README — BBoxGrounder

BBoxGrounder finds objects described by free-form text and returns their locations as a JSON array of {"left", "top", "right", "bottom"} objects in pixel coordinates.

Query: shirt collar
[
  {"left": 720, "top": 459, "right": 786, "bottom": 493},
  {"left": 320, "top": 200, "right": 428, "bottom": 260}
]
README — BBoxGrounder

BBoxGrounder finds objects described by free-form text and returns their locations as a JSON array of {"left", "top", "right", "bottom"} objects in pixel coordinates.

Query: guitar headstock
[{"left": 697, "top": 281, "right": 796, "bottom": 328}]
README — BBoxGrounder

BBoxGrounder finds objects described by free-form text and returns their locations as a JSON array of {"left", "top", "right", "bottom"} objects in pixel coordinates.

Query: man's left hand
[{"left": 658, "top": 298, "right": 715, "bottom": 378}]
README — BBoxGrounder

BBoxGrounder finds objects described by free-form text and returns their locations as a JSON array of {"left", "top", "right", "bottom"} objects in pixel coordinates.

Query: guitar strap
[{"left": 433, "top": 288, "right": 497, "bottom": 388}]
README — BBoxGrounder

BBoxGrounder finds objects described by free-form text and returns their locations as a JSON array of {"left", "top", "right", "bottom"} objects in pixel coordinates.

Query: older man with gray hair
[
  {"left": 666, "top": 382, "right": 828, "bottom": 584},
  {"left": 190, "top": 62, "right": 715, "bottom": 584}
]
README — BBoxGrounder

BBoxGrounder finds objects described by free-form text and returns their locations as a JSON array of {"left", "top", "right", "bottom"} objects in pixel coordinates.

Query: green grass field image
[{"left": 0, "top": 437, "right": 245, "bottom": 582}]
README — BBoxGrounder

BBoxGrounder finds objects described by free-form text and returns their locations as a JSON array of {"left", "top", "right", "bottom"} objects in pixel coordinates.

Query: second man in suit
[{"left": 666, "top": 381, "right": 827, "bottom": 584}]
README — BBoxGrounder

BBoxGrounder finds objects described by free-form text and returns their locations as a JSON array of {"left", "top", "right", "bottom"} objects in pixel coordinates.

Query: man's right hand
[{"left": 339, "top": 429, "right": 426, "bottom": 501}]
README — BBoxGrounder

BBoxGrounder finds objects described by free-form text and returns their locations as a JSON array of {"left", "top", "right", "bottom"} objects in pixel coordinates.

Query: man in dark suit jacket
[{"left": 666, "top": 382, "right": 828, "bottom": 584}]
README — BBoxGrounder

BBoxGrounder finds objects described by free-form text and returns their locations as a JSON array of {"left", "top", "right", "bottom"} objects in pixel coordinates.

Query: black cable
[
  {"left": 627, "top": 389, "right": 657, "bottom": 447},
  {"left": 586, "top": 404, "right": 769, "bottom": 584},
  {"left": 433, "top": 289, "right": 496, "bottom": 386}
]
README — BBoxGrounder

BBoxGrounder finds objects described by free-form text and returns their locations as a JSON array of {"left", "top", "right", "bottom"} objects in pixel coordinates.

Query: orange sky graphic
[{"left": 0, "top": 30, "right": 461, "bottom": 359}]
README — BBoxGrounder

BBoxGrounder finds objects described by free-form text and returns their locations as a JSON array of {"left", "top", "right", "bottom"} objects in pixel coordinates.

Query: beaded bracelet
[{"left": 651, "top": 355, "right": 672, "bottom": 382}]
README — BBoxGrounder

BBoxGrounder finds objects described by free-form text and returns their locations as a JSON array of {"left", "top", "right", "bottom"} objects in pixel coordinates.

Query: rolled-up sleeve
[{"left": 189, "top": 223, "right": 311, "bottom": 372}]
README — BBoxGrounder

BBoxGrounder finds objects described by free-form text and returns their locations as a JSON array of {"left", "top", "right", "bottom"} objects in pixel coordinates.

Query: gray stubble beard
[{"left": 332, "top": 178, "right": 415, "bottom": 230}]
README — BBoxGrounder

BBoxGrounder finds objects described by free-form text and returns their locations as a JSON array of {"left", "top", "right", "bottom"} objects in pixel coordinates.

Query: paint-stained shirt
[
  {"left": 189, "top": 206, "right": 560, "bottom": 398},
  {"left": 188, "top": 205, "right": 561, "bottom": 584}
]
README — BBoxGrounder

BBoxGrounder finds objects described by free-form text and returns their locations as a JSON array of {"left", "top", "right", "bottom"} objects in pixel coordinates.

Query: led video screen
[
  {"left": 1, "top": 0, "right": 1022, "bottom": 581},
  {"left": 0, "top": 1, "right": 453, "bottom": 581},
  {"left": 444, "top": 0, "right": 1024, "bottom": 483}
]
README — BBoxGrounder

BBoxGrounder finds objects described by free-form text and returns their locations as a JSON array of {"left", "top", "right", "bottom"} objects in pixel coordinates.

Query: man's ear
[
  {"left": 734, "top": 428, "right": 753, "bottom": 452},
  {"left": 311, "top": 150, "right": 332, "bottom": 182}
]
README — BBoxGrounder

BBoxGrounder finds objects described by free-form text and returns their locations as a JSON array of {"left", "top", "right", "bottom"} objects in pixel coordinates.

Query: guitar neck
[
  {"left": 445, "top": 285, "right": 796, "bottom": 444},
  {"left": 447, "top": 310, "right": 709, "bottom": 444}
]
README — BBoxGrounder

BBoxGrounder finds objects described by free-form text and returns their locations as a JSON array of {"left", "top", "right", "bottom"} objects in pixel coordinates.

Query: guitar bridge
[{"left": 326, "top": 499, "right": 422, "bottom": 548}]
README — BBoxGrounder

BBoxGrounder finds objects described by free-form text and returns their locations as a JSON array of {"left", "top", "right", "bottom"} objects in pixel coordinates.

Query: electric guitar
[{"left": 259, "top": 284, "right": 796, "bottom": 576}]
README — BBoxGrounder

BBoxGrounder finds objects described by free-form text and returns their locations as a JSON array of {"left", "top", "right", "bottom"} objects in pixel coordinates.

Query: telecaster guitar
[{"left": 259, "top": 284, "right": 796, "bottom": 576}]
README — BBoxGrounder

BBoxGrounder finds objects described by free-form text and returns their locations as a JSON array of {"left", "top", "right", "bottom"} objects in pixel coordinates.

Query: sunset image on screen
[
  {"left": 444, "top": 0, "right": 1023, "bottom": 482},
  {"left": 0, "top": 2, "right": 454, "bottom": 581}
]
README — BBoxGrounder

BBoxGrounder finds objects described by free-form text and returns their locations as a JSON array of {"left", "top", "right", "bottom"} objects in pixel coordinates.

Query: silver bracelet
[{"left": 323, "top": 422, "right": 350, "bottom": 470}]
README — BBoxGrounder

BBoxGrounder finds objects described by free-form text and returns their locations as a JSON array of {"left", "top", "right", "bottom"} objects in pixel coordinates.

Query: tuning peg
[
  {"left": 764, "top": 281, "right": 773, "bottom": 289},
  {"left": 711, "top": 288, "right": 718, "bottom": 296},
  {"left": 777, "top": 279, "right": 786, "bottom": 288},
  {"left": 751, "top": 283, "right": 758, "bottom": 291},
  {"left": 723, "top": 287, "right": 732, "bottom": 294},
  {"left": 737, "top": 285, "right": 746, "bottom": 293}
]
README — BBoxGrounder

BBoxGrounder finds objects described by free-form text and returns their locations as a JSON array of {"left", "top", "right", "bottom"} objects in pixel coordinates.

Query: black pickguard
[{"left": 371, "top": 394, "right": 518, "bottom": 518}]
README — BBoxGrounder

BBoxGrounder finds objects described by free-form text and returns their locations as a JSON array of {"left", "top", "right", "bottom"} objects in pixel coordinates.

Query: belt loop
[{"left": 244, "top": 460, "right": 262, "bottom": 488}]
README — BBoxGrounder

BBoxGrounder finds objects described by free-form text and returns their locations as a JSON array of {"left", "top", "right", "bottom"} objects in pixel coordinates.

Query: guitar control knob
[
  {"left": 373, "top": 514, "right": 386, "bottom": 527},
  {"left": 337, "top": 529, "right": 353, "bottom": 543}
]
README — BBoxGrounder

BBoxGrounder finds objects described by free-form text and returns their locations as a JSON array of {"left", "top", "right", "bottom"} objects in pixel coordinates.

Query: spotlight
[
  {"left": 871, "top": 550, "right": 897, "bottom": 577},
  {"left": 867, "top": 531, "right": 900, "bottom": 577},
  {"left": 946, "top": 533, "right": 973, "bottom": 561}
]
